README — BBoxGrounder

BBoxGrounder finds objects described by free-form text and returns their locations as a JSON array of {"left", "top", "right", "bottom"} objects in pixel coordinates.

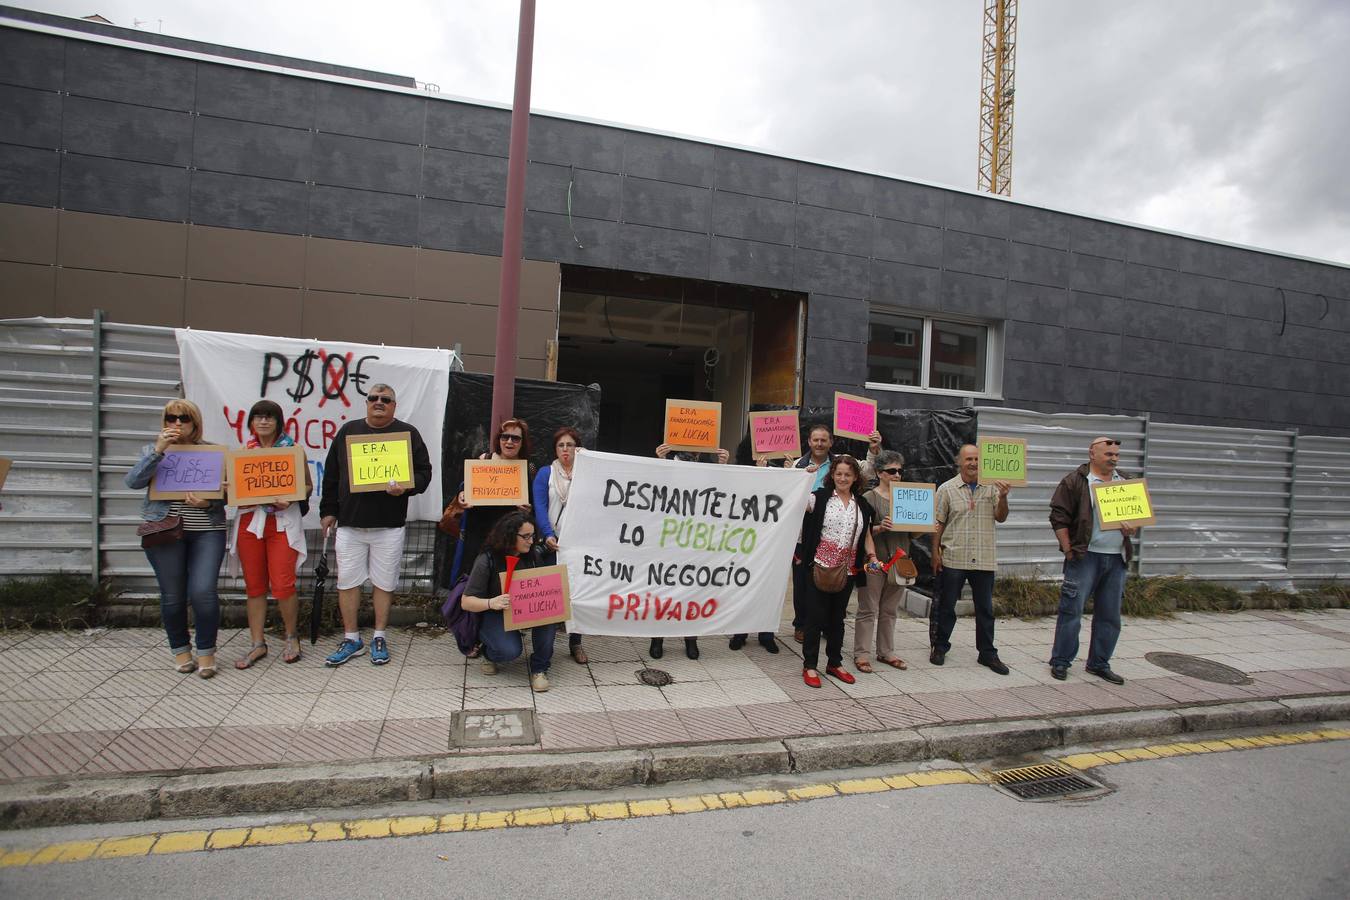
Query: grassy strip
[{"left": 992, "top": 574, "right": 1348, "bottom": 619}]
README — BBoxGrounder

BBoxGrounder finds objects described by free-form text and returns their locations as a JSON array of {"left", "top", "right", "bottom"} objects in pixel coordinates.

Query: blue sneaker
[
  {"left": 325, "top": 638, "right": 365, "bottom": 667},
  {"left": 370, "top": 636, "right": 390, "bottom": 665}
]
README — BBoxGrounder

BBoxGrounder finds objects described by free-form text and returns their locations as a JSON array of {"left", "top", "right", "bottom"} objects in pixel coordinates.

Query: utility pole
[{"left": 490, "top": 0, "right": 537, "bottom": 436}]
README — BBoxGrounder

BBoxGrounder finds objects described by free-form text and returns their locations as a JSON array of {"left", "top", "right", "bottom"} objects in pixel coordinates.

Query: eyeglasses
[
  {"left": 1091, "top": 439, "right": 1121, "bottom": 447},
  {"left": 517, "top": 531, "right": 535, "bottom": 540},
  {"left": 164, "top": 414, "right": 192, "bottom": 424},
  {"left": 881, "top": 467, "right": 903, "bottom": 475},
  {"left": 556, "top": 442, "right": 577, "bottom": 449},
  {"left": 500, "top": 434, "right": 523, "bottom": 444},
  {"left": 367, "top": 395, "right": 394, "bottom": 404}
]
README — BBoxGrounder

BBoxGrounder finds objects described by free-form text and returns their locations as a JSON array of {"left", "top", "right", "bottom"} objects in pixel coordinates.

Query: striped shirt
[
  {"left": 934, "top": 475, "right": 1001, "bottom": 571},
  {"left": 169, "top": 501, "right": 225, "bottom": 532}
]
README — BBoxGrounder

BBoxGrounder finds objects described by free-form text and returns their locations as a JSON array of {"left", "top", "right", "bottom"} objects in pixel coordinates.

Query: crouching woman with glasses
[{"left": 461, "top": 512, "right": 556, "bottom": 692}]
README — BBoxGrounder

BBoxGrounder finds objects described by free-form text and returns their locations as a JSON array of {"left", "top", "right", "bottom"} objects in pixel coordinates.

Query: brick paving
[{"left": 0, "top": 608, "right": 1347, "bottom": 780}]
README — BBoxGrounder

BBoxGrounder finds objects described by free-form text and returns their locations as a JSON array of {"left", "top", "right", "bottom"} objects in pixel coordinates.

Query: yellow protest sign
[
  {"left": 346, "top": 431, "right": 415, "bottom": 493},
  {"left": 465, "top": 459, "right": 529, "bottom": 506},
  {"left": 1093, "top": 478, "right": 1155, "bottom": 530}
]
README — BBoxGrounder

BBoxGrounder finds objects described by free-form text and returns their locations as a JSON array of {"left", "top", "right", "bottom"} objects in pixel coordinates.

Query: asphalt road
[{"left": 3, "top": 741, "right": 1347, "bottom": 900}]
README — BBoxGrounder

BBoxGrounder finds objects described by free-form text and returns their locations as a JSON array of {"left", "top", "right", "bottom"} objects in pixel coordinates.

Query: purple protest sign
[{"left": 149, "top": 444, "right": 227, "bottom": 500}]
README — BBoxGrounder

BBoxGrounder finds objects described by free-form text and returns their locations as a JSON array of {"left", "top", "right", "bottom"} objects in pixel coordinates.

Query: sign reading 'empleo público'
[
  {"left": 889, "top": 482, "right": 937, "bottom": 533},
  {"left": 977, "top": 435, "right": 1028, "bottom": 486},
  {"left": 1093, "top": 478, "right": 1155, "bottom": 530}
]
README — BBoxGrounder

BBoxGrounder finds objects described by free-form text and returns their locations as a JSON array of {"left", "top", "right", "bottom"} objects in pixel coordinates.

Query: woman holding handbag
[
  {"left": 124, "top": 399, "right": 227, "bottom": 678},
  {"left": 799, "top": 455, "right": 883, "bottom": 688},
  {"left": 229, "top": 400, "right": 311, "bottom": 669},
  {"left": 855, "top": 450, "right": 915, "bottom": 673}
]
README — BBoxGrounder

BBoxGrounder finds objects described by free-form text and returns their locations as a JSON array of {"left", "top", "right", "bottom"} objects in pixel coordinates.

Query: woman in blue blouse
[{"left": 532, "top": 426, "right": 585, "bottom": 664}]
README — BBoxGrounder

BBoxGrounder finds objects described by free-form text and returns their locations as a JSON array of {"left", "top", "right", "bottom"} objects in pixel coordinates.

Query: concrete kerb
[{"left": 2, "top": 694, "right": 1346, "bottom": 830}]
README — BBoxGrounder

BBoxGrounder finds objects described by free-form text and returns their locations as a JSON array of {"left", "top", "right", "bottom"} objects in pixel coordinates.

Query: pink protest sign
[
  {"left": 833, "top": 391, "right": 877, "bottom": 441},
  {"left": 748, "top": 410, "right": 801, "bottom": 460},
  {"left": 501, "top": 564, "right": 572, "bottom": 632}
]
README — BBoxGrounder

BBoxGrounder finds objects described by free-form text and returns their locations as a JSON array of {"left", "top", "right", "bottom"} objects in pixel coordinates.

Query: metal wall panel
[
  {"left": 974, "top": 406, "right": 1146, "bottom": 578},
  {"left": 1289, "top": 435, "right": 1350, "bottom": 581}
]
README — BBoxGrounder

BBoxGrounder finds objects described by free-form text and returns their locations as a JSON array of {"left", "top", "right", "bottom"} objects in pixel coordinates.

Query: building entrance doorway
[{"left": 556, "top": 267, "right": 805, "bottom": 458}]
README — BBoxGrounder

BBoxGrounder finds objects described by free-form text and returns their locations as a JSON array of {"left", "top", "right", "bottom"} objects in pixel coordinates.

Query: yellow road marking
[{"left": 2, "top": 727, "right": 1344, "bottom": 868}]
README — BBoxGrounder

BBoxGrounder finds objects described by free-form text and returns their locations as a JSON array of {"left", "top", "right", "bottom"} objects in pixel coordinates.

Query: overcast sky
[{"left": 22, "top": 0, "right": 1350, "bottom": 264}]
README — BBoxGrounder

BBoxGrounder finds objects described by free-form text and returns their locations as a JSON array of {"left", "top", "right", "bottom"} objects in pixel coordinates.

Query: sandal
[
  {"left": 234, "top": 641, "right": 268, "bottom": 670},
  {"left": 282, "top": 635, "right": 302, "bottom": 664},
  {"left": 174, "top": 652, "right": 197, "bottom": 675},
  {"left": 880, "top": 656, "right": 909, "bottom": 670},
  {"left": 197, "top": 655, "right": 217, "bottom": 679},
  {"left": 854, "top": 657, "right": 875, "bottom": 673}
]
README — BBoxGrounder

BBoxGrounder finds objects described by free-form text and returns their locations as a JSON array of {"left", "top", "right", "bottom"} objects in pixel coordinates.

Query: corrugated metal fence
[
  {"left": 1, "top": 317, "right": 1346, "bottom": 593},
  {"left": 978, "top": 407, "right": 1350, "bottom": 587},
  {"left": 0, "top": 317, "right": 451, "bottom": 596}
]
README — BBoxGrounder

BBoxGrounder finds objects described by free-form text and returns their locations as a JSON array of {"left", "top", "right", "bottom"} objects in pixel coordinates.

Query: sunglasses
[
  {"left": 500, "top": 434, "right": 523, "bottom": 443},
  {"left": 881, "top": 467, "right": 903, "bottom": 475},
  {"left": 367, "top": 395, "right": 394, "bottom": 404},
  {"left": 1091, "top": 439, "right": 1121, "bottom": 447},
  {"left": 163, "top": 414, "right": 192, "bottom": 424}
]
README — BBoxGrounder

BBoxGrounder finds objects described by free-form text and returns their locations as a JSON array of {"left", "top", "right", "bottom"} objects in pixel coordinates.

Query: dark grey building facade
[{"left": 2, "top": 6, "right": 1348, "bottom": 444}]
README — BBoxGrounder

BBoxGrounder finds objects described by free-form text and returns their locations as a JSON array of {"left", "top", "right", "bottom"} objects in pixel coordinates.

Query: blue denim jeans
[
  {"left": 478, "top": 611, "right": 557, "bottom": 674},
  {"left": 1050, "top": 551, "right": 1126, "bottom": 670},
  {"left": 144, "top": 529, "right": 226, "bottom": 654}
]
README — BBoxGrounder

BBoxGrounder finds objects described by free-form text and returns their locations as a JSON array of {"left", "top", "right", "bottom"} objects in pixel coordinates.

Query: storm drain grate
[
  {"left": 991, "top": 763, "right": 1105, "bottom": 801},
  {"left": 1145, "top": 652, "right": 1253, "bottom": 685},
  {"left": 637, "top": 668, "right": 673, "bottom": 687}
]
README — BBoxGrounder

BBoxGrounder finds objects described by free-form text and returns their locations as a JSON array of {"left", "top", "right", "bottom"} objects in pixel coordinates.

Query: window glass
[
  {"left": 928, "top": 320, "right": 987, "bottom": 393},
  {"left": 866, "top": 312, "right": 924, "bottom": 387}
]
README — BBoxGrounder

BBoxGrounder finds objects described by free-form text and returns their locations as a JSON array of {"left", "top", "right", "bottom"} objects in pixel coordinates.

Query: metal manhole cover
[
  {"left": 990, "top": 763, "right": 1107, "bottom": 801},
  {"left": 1145, "top": 652, "right": 1253, "bottom": 685},
  {"left": 637, "top": 668, "right": 673, "bottom": 687}
]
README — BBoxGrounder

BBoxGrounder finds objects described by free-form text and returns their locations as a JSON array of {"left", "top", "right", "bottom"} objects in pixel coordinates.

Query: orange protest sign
[
  {"left": 465, "top": 459, "right": 529, "bottom": 506},
  {"left": 226, "top": 446, "right": 307, "bottom": 506},
  {"left": 664, "top": 399, "right": 721, "bottom": 453}
]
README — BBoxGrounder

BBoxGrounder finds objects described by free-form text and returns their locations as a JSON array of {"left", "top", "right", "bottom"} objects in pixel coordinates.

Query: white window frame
[{"left": 865, "top": 309, "right": 1004, "bottom": 400}]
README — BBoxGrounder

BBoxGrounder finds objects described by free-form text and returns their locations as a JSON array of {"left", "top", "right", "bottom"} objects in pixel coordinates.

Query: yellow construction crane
[{"left": 978, "top": 0, "right": 1017, "bottom": 196}]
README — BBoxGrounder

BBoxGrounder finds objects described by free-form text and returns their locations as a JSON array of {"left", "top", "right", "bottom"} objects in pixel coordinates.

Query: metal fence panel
[
  {"left": 1, "top": 317, "right": 451, "bottom": 597},
  {"left": 1289, "top": 434, "right": 1350, "bottom": 582},
  {"left": 974, "top": 407, "right": 1146, "bottom": 578}
]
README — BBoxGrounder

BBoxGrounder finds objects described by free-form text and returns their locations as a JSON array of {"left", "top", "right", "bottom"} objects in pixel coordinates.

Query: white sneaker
[
  {"left": 530, "top": 671, "right": 550, "bottom": 692},
  {"left": 480, "top": 659, "right": 497, "bottom": 675}
]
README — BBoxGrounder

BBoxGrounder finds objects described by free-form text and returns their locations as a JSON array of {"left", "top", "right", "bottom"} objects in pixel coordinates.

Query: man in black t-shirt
[{"left": 320, "top": 383, "right": 433, "bottom": 667}]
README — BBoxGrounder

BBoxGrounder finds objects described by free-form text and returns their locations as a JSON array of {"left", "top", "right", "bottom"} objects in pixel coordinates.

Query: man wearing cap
[
  {"left": 931, "top": 443, "right": 1012, "bottom": 674},
  {"left": 1047, "top": 436, "right": 1136, "bottom": 684}
]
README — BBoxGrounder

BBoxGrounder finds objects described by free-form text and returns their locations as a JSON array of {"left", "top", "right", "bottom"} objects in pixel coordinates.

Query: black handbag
[{"left": 137, "top": 515, "right": 183, "bottom": 549}]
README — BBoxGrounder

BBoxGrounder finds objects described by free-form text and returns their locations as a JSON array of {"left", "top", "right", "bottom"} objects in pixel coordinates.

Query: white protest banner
[
  {"left": 557, "top": 448, "right": 812, "bottom": 637},
  {"left": 176, "top": 329, "right": 449, "bottom": 523}
]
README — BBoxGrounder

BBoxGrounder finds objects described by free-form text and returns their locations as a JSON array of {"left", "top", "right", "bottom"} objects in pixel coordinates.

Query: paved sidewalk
[{"left": 1, "top": 608, "right": 1347, "bottom": 781}]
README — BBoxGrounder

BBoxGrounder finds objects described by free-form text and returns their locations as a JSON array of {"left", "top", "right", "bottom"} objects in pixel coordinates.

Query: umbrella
[{"left": 309, "top": 531, "right": 331, "bottom": 645}]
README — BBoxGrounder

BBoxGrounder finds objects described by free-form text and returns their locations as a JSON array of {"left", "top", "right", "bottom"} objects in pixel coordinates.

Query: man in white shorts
[{"left": 320, "top": 383, "right": 433, "bottom": 666}]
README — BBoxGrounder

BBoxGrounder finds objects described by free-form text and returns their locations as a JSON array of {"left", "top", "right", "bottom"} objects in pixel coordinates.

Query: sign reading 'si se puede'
[
  {"left": 346, "top": 432, "right": 415, "bottom": 493},
  {"left": 1093, "top": 478, "right": 1155, "bottom": 530},
  {"left": 977, "top": 435, "right": 1028, "bottom": 486}
]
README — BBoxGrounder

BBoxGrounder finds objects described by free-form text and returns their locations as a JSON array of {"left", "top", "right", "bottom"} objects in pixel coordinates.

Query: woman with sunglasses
[
  {"left": 124, "top": 400, "right": 227, "bottom": 678},
  {"left": 461, "top": 511, "right": 555, "bottom": 691},
  {"left": 533, "top": 426, "right": 587, "bottom": 664},
  {"left": 448, "top": 418, "right": 534, "bottom": 657},
  {"left": 854, "top": 449, "right": 913, "bottom": 673},
  {"left": 229, "top": 399, "right": 313, "bottom": 669}
]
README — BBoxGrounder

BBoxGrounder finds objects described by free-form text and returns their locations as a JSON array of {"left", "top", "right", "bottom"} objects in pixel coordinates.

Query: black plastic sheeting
[
  {"left": 434, "top": 373, "right": 601, "bottom": 587},
  {"left": 734, "top": 404, "right": 977, "bottom": 583}
]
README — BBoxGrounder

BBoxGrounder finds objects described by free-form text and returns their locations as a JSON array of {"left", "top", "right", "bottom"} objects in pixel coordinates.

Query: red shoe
[
  {"left": 825, "top": 665, "right": 855, "bottom": 685},
  {"left": 802, "top": 668, "right": 822, "bottom": 688}
]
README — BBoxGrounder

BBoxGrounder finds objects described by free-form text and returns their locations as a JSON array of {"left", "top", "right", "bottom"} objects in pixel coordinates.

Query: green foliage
[
  {"left": 0, "top": 574, "right": 117, "bottom": 630},
  {"left": 991, "top": 574, "right": 1059, "bottom": 619}
]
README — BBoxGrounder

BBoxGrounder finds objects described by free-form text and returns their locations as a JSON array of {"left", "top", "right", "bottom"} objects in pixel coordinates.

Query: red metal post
[{"left": 490, "top": 0, "right": 537, "bottom": 437}]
